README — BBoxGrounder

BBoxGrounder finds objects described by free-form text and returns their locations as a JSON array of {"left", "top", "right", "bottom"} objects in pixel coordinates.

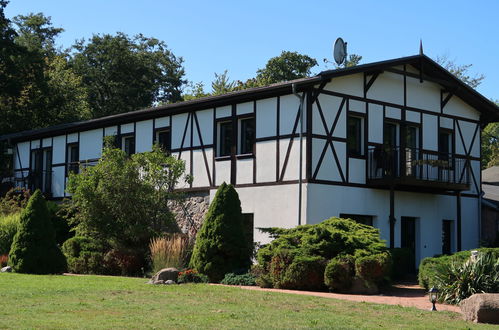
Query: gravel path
[{"left": 222, "top": 283, "right": 461, "bottom": 314}]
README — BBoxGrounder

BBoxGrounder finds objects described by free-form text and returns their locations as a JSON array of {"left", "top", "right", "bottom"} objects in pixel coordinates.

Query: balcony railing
[{"left": 367, "top": 146, "right": 470, "bottom": 191}]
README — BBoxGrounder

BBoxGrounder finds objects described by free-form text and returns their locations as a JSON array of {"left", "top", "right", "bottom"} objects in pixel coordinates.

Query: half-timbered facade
[{"left": 2, "top": 54, "right": 498, "bottom": 267}]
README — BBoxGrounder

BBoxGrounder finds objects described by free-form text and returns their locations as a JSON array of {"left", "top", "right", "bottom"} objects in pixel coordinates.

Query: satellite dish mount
[{"left": 333, "top": 37, "right": 348, "bottom": 66}]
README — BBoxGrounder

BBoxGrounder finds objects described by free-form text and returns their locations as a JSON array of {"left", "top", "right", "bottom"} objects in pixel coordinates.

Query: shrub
[
  {"left": 149, "top": 234, "right": 190, "bottom": 273},
  {"left": 0, "top": 213, "right": 19, "bottom": 255},
  {"left": 256, "top": 217, "right": 389, "bottom": 291},
  {"left": 177, "top": 269, "right": 209, "bottom": 284},
  {"left": 0, "top": 188, "right": 31, "bottom": 216},
  {"left": 190, "top": 183, "right": 252, "bottom": 282},
  {"left": 279, "top": 255, "right": 326, "bottom": 291},
  {"left": 46, "top": 201, "right": 73, "bottom": 246},
  {"left": 62, "top": 236, "right": 106, "bottom": 274},
  {"left": 220, "top": 272, "right": 256, "bottom": 286},
  {"left": 0, "top": 254, "right": 8, "bottom": 267},
  {"left": 324, "top": 256, "right": 355, "bottom": 292},
  {"left": 103, "top": 248, "right": 144, "bottom": 276},
  {"left": 433, "top": 253, "right": 499, "bottom": 304},
  {"left": 417, "top": 248, "right": 499, "bottom": 290},
  {"left": 355, "top": 253, "right": 391, "bottom": 283},
  {"left": 8, "top": 190, "right": 67, "bottom": 274}
]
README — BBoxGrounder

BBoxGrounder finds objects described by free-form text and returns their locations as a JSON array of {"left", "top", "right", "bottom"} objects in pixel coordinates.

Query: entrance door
[
  {"left": 401, "top": 217, "right": 417, "bottom": 272},
  {"left": 442, "top": 220, "right": 453, "bottom": 255}
]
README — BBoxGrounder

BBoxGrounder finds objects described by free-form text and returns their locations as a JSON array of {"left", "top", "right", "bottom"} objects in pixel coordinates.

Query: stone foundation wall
[{"left": 169, "top": 191, "right": 210, "bottom": 238}]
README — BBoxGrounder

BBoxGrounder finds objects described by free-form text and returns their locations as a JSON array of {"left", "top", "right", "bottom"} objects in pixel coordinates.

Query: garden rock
[
  {"left": 1, "top": 266, "right": 12, "bottom": 272},
  {"left": 149, "top": 267, "right": 179, "bottom": 283},
  {"left": 164, "top": 280, "right": 176, "bottom": 285},
  {"left": 460, "top": 293, "right": 499, "bottom": 324}
]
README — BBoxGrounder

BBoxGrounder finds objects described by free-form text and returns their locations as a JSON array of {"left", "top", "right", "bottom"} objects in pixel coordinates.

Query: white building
[{"left": 2, "top": 54, "right": 499, "bottom": 267}]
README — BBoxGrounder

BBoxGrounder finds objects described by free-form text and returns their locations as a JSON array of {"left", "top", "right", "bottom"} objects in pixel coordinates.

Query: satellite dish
[{"left": 333, "top": 38, "right": 347, "bottom": 66}]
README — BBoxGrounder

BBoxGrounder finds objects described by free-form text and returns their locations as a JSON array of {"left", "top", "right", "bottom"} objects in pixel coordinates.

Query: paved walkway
[{"left": 223, "top": 283, "right": 461, "bottom": 314}]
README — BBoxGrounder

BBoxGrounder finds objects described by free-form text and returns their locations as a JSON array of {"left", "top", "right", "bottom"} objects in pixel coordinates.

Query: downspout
[{"left": 292, "top": 83, "right": 305, "bottom": 226}]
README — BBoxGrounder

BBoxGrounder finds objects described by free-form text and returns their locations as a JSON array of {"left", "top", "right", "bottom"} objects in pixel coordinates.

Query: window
[
  {"left": 30, "top": 148, "right": 52, "bottom": 193},
  {"left": 217, "top": 120, "right": 233, "bottom": 157},
  {"left": 339, "top": 213, "right": 373, "bottom": 226},
  {"left": 155, "top": 129, "right": 171, "bottom": 153},
  {"left": 438, "top": 130, "right": 453, "bottom": 159},
  {"left": 67, "top": 143, "right": 79, "bottom": 175},
  {"left": 347, "top": 116, "right": 363, "bottom": 156},
  {"left": 239, "top": 117, "right": 255, "bottom": 155},
  {"left": 122, "top": 135, "right": 135, "bottom": 156}
]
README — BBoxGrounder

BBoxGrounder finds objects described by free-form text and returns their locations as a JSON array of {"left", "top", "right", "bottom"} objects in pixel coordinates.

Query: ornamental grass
[{"left": 149, "top": 233, "right": 189, "bottom": 273}]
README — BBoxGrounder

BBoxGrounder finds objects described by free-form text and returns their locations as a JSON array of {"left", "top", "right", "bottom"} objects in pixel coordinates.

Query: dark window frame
[
  {"left": 66, "top": 142, "right": 79, "bottom": 176},
  {"left": 154, "top": 128, "right": 171, "bottom": 154},
  {"left": 121, "top": 133, "right": 135, "bottom": 156},
  {"left": 347, "top": 115, "right": 363, "bottom": 157},
  {"left": 216, "top": 118, "right": 233, "bottom": 158},
  {"left": 238, "top": 115, "right": 255, "bottom": 156}
]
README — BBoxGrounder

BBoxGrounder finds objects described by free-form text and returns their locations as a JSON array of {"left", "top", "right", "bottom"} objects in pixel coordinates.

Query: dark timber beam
[{"left": 365, "top": 72, "right": 380, "bottom": 94}]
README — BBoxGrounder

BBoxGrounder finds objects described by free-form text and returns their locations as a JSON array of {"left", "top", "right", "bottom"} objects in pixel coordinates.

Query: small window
[
  {"left": 155, "top": 129, "right": 171, "bottom": 153},
  {"left": 67, "top": 143, "right": 79, "bottom": 176},
  {"left": 122, "top": 136, "right": 135, "bottom": 156},
  {"left": 438, "top": 130, "right": 453, "bottom": 160},
  {"left": 347, "top": 116, "right": 363, "bottom": 156},
  {"left": 217, "top": 120, "right": 233, "bottom": 157},
  {"left": 340, "top": 213, "right": 373, "bottom": 226},
  {"left": 239, "top": 117, "right": 255, "bottom": 155}
]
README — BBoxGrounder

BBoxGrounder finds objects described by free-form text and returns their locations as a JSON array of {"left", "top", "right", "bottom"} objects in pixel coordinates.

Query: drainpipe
[{"left": 292, "top": 83, "right": 305, "bottom": 226}]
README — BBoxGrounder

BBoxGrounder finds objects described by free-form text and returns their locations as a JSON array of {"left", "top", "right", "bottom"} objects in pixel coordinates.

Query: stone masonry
[{"left": 169, "top": 190, "right": 210, "bottom": 238}]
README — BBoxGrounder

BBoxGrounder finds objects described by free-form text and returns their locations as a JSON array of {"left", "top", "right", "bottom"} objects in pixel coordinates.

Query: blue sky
[{"left": 5, "top": 0, "right": 498, "bottom": 100}]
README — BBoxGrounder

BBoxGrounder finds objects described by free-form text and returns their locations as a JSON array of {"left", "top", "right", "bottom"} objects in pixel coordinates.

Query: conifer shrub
[
  {"left": 324, "top": 256, "right": 355, "bottom": 292},
  {"left": 8, "top": 190, "right": 67, "bottom": 274},
  {"left": 256, "top": 217, "right": 390, "bottom": 292},
  {"left": 220, "top": 272, "right": 256, "bottom": 286},
  {"left": 189, "top": 183, "right": 252, "bottom": 282}
]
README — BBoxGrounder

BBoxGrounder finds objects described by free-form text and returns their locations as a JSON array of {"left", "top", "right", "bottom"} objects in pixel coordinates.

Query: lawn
[{"left": 0, "top": 273, "right": 492, "bottom": 329}]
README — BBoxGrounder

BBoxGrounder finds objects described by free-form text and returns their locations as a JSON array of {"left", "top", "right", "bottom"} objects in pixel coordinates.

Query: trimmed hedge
[
  {"left": 418, "top": 248, "right": 499, "bottom": 290},
  {"left": 220, "top": 272, "right": 256, "bottom": 286},
  {"left": 62, "top": 236, "right": 106, "bottom": 274},
  {"left": 256, "top": 217, "right": 391, "bottom": 292}
]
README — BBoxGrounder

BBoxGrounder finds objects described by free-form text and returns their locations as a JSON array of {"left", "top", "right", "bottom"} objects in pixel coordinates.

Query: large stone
[
  {"left": 150, "top": 268, "right": 179, "bottom": 283},
  {"left": 460, "top": 293, "right": 499, "bottom": 324},
  {"left": 1, "top": 266, "right": 12, "bottom": 273}
]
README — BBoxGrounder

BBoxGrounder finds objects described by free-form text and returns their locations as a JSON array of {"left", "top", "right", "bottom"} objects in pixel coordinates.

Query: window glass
[
  {"left": 123, "top": 136, "right": 135, "bottom": 156},
  {"left": 156, "top": 129, "right": 171, "bottom": 152},
  {"left": 347, "top": 116, "right": 362, "bottom": 156},
  {"left": 218, "top": 121, "right": 232, "bottom": 157},
  {"left": 239, "top": 117, "right": 255, "bottom": 155},
  {"left": 339, "top": 213, "right": 373, "bottom": 226},
  {"left": 67, "top": 144, "right": 79, "bottom": 175}
]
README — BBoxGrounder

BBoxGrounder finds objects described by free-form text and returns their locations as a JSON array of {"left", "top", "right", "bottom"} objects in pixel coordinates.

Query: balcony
[{"left": 367, "top": 146, "right": 470, "bottom": 192}]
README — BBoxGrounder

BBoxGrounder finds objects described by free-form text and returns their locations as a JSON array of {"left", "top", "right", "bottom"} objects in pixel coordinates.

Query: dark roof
[{"left": 2, "top": 54, "right": 498, "bottom": 143}]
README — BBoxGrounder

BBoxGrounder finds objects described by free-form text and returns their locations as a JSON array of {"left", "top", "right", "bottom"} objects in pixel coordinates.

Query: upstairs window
[
  {"left": 67, "top": 143, "right": 79, "bottom": 175},
  {"left": 217, "top": 120, "right": 233, "bottom": 157},
  {"left": 347, "top": 116, "right": 363, "bottom": 156},
  {"left": 239, "top": 117, "right": 255, "bottom": 155},
  {"left": 438, "top": 130, "right": 453, "bottom": 158},
  {"left": 340, "top": 213, "right": 373, "bottom": 226},
  {"left": 155, "top": 129, "right": 171, "bottom": 153},
  {"left": 122, "top": 135, "right": 135, "bottom": 156}
]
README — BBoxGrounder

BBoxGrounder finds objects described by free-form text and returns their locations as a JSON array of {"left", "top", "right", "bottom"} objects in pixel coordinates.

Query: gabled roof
[{"left": 2, "top": 54, "right": 498, "bottom": 143}]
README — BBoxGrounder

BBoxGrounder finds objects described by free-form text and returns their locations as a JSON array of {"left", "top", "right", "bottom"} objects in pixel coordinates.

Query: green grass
[{"left": 0, "top": 273, "right": 493, "bottom": 329}]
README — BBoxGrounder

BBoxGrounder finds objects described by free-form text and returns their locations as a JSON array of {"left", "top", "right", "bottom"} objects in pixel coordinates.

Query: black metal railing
[{"left": 367, "top": 146, "right": 469, "bottom": 187}]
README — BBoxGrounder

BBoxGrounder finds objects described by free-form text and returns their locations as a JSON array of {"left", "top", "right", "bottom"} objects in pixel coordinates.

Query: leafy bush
[
  {"left": 324, "top": 256, "right": 355, "bottom": 292},
  {"left": 149, "top": 234, "right": 190, "bottom": 273},
  {"left": 220, "top": 272, "right": 256, "bottom": 286},
  {"left": 46, "top": 201, "right": 73, "bottom": 246},
  {"left": 103, "top": 248, "right": 144, "bottom": 276},
  {"left": 389, "top": 248, "right": 413, "bottom": 280},
  {"left": 0, "top": 188, "right": 31, "bottom": 216},
  {"left": 418, "top": 248, "right": 499, "bottom": 290},
  {"left": 433, "top": 253, "right": 499, "bottom": 304},
  {"left": 190, "top": 183, "right": 252, "bottom": 282},
  {"left": 67, "top": 144, "right": 191, "bottom": 266},
  {"left": 256, "top": 217, "right": 390, "bottom": 291},
  {"left": 0, "top": 213, "right": 19, "bottom": 255},
  {"left": 8, "top": 190, "right": 67, "bottom": 274},
  {"left": 177, "top": 269, "right": 209, "bottom": 284},
  {"left": 62, "top": 236, "right": 107, "bottom": 274}
]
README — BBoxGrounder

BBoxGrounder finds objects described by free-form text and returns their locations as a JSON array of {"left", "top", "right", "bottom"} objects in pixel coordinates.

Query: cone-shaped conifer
[
  {"left": 190, "top": 183, "right": 251, "bottom": 282},
  {"left": 8, "top": 190, "right": 67, "bottom": 274}
]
